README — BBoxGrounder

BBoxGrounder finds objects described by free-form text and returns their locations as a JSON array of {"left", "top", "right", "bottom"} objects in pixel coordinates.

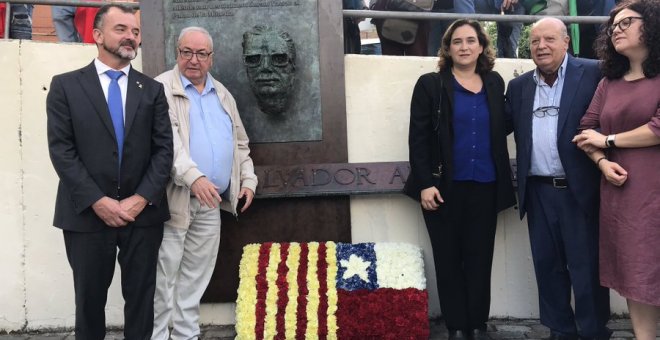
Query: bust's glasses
[
  {"left": 178, "top": 49, "right": 213, "bottom": 61},
  {"left": 243, "top": 53, "right": 290, "bottom": 68},
  {"left": 533, "top": 106, "right": 560, "bottom": 118},
  {"left": 606, "top": 16, "right": 643, "bottom": 37}
]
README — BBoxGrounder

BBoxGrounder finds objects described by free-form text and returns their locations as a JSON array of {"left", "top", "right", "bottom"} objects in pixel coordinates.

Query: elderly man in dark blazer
[
  {"left": 46, "top": 4, "right": 172, "bottom": 339},
  {"left": 505, "top": 18, "right": 610, "bottom": 340}
]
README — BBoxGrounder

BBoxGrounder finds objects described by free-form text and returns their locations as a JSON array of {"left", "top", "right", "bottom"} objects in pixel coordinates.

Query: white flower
[
  {"left": 374, "top": 243, "right": 426, "bottom": 290},
  {"left": 340, "top": 254, "right": 371, "bottom": 282}
]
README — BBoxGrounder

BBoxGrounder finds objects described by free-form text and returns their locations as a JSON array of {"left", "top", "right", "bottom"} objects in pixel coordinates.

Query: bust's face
[{"left": 243, "top": 32, "right": 295, "bottom": 115}]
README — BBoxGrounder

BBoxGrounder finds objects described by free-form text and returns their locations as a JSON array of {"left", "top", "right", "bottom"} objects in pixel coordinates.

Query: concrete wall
[
  {"left": 0, "top": 39, "right": 25, "bottom": 332},
  {"left": 0, "top": 40, "right": 626, "bottom": 332}
]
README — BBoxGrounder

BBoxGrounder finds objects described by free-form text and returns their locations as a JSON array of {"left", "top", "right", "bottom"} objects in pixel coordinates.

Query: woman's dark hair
[
  {"left": 596, "top": 0, "right": 660, "bottom": 79},
  {"left": 436, "top": 19, "right": 495, "bottom": 74}
]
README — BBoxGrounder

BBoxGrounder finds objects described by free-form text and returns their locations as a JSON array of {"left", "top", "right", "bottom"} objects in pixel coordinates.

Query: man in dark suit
[
  {"left": 46, "top": 4, "right": 172, "bottom": 339},
  {"left": 505, "top": 18, "right": 610, "bottom": 340}
]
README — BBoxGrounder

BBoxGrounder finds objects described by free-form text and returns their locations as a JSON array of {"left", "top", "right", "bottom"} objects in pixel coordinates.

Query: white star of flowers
[{"left": 339, "top": 254, "right": 371, "bottom": 282}]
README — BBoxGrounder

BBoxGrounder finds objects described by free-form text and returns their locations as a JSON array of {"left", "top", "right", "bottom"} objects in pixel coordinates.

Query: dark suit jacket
[
  {"left": 505, "top": 55, "right": 601, "bottom": 219},
  {"left": 409, "top": 69, "right": 516, "bottom": 213},
  {"left": 47, "top": 61, "right": 173, "bottom": 232}
]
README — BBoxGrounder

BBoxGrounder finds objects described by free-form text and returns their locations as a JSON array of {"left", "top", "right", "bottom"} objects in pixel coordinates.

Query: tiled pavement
[{"left": 0, "top": 318, "right": 651, "bottom": 340}]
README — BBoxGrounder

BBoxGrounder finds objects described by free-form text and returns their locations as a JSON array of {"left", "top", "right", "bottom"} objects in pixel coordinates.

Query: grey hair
[{"left": 177, "top": 26, "right": 214, "bottom": 51}]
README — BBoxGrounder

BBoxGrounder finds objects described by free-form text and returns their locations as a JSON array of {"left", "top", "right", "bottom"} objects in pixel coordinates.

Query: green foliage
[
  {"left": 484, "top": 21, "right": 498, "bottom": 53},
  {"left": 483, "top": 21, "right": 531, "bottom": 59},
  {"left": 518, "top": 24, "right": 531, "bottom": 59}
]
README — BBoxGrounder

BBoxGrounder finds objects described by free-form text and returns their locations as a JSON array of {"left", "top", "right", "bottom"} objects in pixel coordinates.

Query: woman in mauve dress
[{"left": 573, "top": 1, "right": 660, "bottom": 339}]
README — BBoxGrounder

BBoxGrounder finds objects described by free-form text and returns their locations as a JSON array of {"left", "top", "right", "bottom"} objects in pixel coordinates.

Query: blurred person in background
[
  {"left": 1, "top": 4, "right": 34, "bottom": 39},
  {"left": 370, "top": 0, "right": 430, "bottom": 56},
  {"left": 427, "top": 0, "right": 453, "bottom": 56},
  {"left": 52, "top": 4, "right": 81, "bottom": 42},
  {"left": 454, "top": 0, "right": 524, "bottom": 58},
  {"left": 343, "top": 0, "right": 367, "bottom": 54}
]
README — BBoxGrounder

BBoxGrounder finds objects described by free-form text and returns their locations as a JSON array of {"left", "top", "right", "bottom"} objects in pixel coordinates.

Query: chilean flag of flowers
[{"left": 235, "top": 241, "right": 429, "bottom": 339}]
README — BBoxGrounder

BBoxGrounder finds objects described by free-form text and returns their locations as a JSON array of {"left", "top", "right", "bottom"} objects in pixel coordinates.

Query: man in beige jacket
[{"left": 152, "top": 26, "right": 257, "bottom": 340}]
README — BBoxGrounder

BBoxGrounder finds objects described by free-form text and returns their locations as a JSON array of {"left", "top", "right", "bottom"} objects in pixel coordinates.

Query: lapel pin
[{"left": 136, "top": 81, "right": 143, "bottom": 89}]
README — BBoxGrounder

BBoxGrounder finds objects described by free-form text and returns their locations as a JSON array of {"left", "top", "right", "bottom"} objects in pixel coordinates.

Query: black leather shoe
[
  {"left": 448, "top": 330, "right": 467, "bottom": 340},
  {"left": 544, "top": 333, "right": 578, "bottom": 340},
  {"left": 579, "top": 328, "right": 613, "bottom": 340},
  {"left": 470, "top": 329, "right": 491, "bottom": 340}
]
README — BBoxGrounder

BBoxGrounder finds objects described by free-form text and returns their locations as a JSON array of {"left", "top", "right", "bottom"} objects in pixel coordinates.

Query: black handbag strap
[
  {"left": 431, "top": 73, "right": 444, "bottom": 178},
  {"left": 432, "top": 73, "right": 443, "bottom": 132}
]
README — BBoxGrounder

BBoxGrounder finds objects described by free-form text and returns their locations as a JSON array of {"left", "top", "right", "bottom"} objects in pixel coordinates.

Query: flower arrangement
[{"left": 236, "top": 242, "right": 429, "bottom": 340}]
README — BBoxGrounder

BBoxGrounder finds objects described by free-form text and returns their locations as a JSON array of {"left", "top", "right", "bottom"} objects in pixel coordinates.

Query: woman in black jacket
[{"left": 407, "top": 19, "right": 516, "bottom": 340}]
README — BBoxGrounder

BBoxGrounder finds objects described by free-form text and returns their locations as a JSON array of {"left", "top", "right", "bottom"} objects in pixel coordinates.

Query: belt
[{"left": 529, "top": 176, "right": 568, "bottom": 188}]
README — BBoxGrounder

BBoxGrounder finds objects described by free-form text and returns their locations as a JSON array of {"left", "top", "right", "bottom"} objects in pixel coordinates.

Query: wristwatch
[{"left": 606, "top": 134, "right": 617, "bottom": 148}]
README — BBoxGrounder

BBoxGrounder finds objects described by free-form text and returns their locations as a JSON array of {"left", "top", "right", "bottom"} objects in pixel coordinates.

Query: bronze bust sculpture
[{"left": 242, "top": 25, "right": 296, "bottom": 116}]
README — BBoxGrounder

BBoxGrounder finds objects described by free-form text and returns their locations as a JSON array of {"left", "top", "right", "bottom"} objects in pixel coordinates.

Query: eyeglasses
[
  {"left": 533, "top": 106, "right": 560, "bottom": 118},
  {"left": 178, "top": 49, "right": 213, "bottom": 61},
  {"left": 243, "top": 53, "right": 290, "bottom": 68},
  {"left": 606, "top": 16, "right": 643, "bottom": 37}
]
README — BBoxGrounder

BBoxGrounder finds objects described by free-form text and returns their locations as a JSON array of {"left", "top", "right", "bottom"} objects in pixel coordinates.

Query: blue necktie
[{"left": 106, "top": 70, "right": 124, "bottom": 167}]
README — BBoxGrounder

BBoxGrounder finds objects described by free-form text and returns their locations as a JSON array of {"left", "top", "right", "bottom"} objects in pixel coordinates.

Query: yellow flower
[
  {"left": 284, "top": 243, "right": 301, "bottom": 339},
  {"left": 235, "top": 244, "right": 260, "bottom": 340},
  {"left": 263, "top": 243, "right": 281, "bottom": 339},
  {"left": 236, "top": 242, "right": 347, "bottom": 339},
  {"left": 326, "top": 241, "right": 339, "bottom": 340},
  {"left": 305, "top": 242, "right": 320, "bottom": 339}
]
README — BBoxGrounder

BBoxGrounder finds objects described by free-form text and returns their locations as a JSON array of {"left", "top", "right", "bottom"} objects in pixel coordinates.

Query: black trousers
[
  {"left": 63, "top": 223, "right": 164, "bottom": 340},
  {"left": 343, "top": 18, "right": 361, "bottom": 54},
  {"left": 422, "top": 181, "right": 497, "bottom": 331}
]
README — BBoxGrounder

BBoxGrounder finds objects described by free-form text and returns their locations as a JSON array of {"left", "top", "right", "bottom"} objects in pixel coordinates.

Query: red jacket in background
[
  {"left": 74, "top": 7, "right": 99, "bottom": 43},
  {"left": 0, "top": 4, "right": 6, "bottom": 38}
]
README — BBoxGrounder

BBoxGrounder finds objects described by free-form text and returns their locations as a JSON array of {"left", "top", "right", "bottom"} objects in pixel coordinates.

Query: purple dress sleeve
[
  {"left": 648, "top": 105, "right": 660, "bottom": 137},
  {"left": 579, "top": 78, "right": 608, "bottom": 130}
]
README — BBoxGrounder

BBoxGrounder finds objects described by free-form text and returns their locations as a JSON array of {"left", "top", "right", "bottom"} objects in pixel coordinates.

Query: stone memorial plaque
[
  {"left": 254, "top": 162, "right": 411, "bottom": 197},
  {"left": 141, "top": 0, "right": 349, "bottom": 302},
  {"left": 163, "top": 0, "right": 322, "bottom": 143}
]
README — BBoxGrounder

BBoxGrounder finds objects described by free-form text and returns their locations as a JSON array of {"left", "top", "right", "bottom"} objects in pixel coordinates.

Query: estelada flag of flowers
[{"left": 235, "top": 241, "right": 429, "bottom": 340}]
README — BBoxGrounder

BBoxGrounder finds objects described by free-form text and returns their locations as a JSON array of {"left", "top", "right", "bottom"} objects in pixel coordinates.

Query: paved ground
[{"left": 0, "top": 318, "right": 652, "bottom": 340}]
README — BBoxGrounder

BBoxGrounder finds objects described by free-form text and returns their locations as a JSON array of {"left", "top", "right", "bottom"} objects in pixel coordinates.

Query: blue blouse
[{"left": 451, "top": 77, "right": 496, "bottom": 183}]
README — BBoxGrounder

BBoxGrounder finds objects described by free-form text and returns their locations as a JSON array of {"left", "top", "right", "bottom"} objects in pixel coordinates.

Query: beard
[{"left": 103, "top": 39, "right": 138, "bottom": 61}]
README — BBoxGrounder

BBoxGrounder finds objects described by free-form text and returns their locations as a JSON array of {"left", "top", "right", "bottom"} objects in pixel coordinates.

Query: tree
[{"left": 518, "top": 24, "right": 531, "bottom": 59}]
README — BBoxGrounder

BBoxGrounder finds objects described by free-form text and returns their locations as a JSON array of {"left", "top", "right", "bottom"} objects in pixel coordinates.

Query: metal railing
[
  {"left": 1, "top": 0, "right": 137, "bottom": 6},
  {"left": 343, "top": 9, "right": 609, "bottom": 24},
  {"left": 1, "top": 1, "right": 608, "bottom": 40},
  {"left": 1, "top": 0, "right": 138, "bottom": 39}
]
